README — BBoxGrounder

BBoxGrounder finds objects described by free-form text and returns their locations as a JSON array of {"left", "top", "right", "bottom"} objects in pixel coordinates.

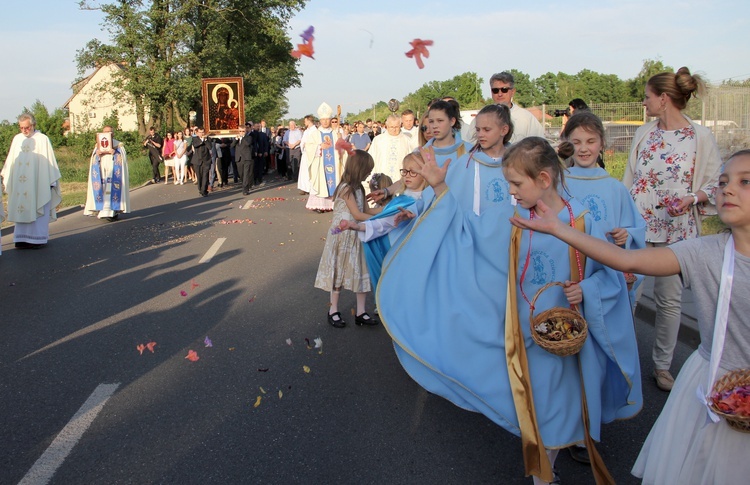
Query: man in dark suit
[
  {"left": 191, "top": 127, "right": 213, "bottom": 197},
  {"left": 252, "top": 122, "right": 270, "bottom": 186},
  {"left": 143, "top": 126, "right": 163, "bottom": 182},
  {"left": 232, "top": 122, "right": 255, "bottom": 195}
]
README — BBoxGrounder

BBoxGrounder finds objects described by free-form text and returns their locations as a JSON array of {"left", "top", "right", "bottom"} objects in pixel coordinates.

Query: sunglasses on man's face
[{"left": 491, "top": 87, "right": 513, "bottom": 94}]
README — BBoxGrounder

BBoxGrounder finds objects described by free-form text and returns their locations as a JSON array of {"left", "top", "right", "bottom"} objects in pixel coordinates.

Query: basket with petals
[
  {"left": 709, "top": 368, "right": 750, "bottom": 433},
  {"left": 530, "top": 282, "right": 588, "bottom": 357}
]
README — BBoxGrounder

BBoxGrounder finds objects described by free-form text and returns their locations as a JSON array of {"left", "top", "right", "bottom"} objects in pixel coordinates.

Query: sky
[{"left": 2, "top": 0, "right": 749, "bottom": 123}]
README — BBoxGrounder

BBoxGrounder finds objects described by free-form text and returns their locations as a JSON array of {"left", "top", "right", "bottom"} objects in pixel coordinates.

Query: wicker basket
[
  {"left": 529, "top": 282, "right": 588, "bottom": 357},
  {"left": 709, "top": 368, "right": 750, "bottom": 433}
]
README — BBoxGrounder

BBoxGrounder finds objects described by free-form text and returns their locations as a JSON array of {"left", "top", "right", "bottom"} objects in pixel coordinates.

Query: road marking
[
  {"left": 199, "top": 237, "right": 226, "bottom": 263},
  {"left": 19, "top": 383, "right": 120, "bottom": 485},
  {"left": 242, "top": 199, "right": 255, "bottom": 209}
]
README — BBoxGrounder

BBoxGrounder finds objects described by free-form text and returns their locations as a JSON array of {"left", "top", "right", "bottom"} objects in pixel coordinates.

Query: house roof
[{"left": 63, "top": 63, "right": 126, "bottom": 109}]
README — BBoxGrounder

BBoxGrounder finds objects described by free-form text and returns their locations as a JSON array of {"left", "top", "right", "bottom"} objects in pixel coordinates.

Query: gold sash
[{"left": 506, "top": 224, "right": 552, "bottom": 482}]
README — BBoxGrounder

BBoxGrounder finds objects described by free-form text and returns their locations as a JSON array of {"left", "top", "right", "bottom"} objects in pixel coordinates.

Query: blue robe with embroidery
[
  {"left": 565, "top": 166, "right": 646, "bottom": 309},
  {"left": 378, "top": 190, "right": 642, "bottom": 447},
  {"left": 445, "top": 149, "right": 511, "bottom": 215}
]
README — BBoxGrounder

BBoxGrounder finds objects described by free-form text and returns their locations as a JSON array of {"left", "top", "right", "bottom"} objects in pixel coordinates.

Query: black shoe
[
  {"left": 355, "top": 312, "right": 378, "bottom": 326},
  {"left": 567, "top": 445, "right": 590, "bottom": 465},
  {"left": 328, "top": 312, "right": 345, "bottom": 328},
  {"left": 200, "top": 192, "right": 208, "bottom": 197},
  {"left": 15, "top": 242, "right": 45, "bottom": 249}
]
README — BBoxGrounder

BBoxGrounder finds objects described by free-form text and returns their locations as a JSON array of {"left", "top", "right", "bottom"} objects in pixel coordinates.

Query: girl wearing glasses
[{"left": 339, "top": 152, "right": 430, "bottom": 289}]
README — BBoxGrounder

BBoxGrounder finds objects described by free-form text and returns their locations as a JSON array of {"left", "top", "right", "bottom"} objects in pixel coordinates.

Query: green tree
[
  {"left": 400, "top": 72, "right": 485, "bottom": 115},
  {"left": 77, "top": 0, "right": 306, "bottom": 135},
  {"left": 0, "top": 121, "right": 18, "bottom": 159},
  {"left": 628, "top": 58, "right": 673, "bottom": 101},
  {"left": 25, "top": 101, "right": 67, "bottom": 148},
  {"left": 508, "top": 69, "right": 537, "bottom": 107},
  {"left": 572, "top": 69, "right": 629, "bottom": 103}
]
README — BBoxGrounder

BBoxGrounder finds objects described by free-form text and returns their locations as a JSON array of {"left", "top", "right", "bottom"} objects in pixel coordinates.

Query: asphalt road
[{"left": 0, "top": 174, "right": 694, "bottom": 485}]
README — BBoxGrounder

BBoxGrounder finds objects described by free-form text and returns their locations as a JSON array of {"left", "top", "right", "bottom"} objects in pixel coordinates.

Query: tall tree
[
  {"left": 399, "top": 72, "right": 485, "bottom": 114},
  {"left": 508, "top": 69, "right": 537, "bottom": 107},
  {"left": 77, "top": 0, "right": 306, "bottom": 135},
  {"left": 628, "top": 58, "right": 673, "bottom": 102}
]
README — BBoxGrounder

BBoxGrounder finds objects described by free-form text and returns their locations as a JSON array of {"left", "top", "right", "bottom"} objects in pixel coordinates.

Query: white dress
[{"left": 314, "top": 184, "right": 371, "bottom": 293}]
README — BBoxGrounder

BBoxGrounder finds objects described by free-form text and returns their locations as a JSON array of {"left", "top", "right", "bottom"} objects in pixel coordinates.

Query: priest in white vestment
[
  {"left": 304, "top": 103, "right": 344, "bottom": 212},
  {"left": 367, "top": 114, "right": 413, "bottom": 183},
  {"left": 84, "top": 125, "right": 130, "bottom": 221},
  {"left": 1, "top": 113, "right": 62, "bottom": 249}
]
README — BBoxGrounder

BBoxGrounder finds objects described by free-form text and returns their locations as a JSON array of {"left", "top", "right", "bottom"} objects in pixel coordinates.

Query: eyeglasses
[
  {"left": 491, "top": 87, "right": 513, "bottom": 94},
  {"left": 420, "top": 125, "right": 428, "bottom": 132},
  {"left": 399, "top": 169, "right": 420, "bottom": 177}
]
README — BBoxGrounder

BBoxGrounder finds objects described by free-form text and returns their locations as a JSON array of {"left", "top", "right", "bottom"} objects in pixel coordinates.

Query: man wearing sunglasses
[{"left": 467, "top": 71, "right": 544, "bottom": 145}]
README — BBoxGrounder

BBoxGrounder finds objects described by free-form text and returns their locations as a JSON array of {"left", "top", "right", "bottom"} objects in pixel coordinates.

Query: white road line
[
  {"left": 242, "top": 199, "right": 255, "bottom": 209},
  {"left": 199, "top": 237, "right": 226, "bottom": 263},
  {"left": 19, "top": 383, "right": 120, "bottom": 485}
]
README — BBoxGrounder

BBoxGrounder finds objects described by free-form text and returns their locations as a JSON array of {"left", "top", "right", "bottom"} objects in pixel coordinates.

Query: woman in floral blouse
[{"left": 623, "top": 66, "right": 722, "bottom": 392}]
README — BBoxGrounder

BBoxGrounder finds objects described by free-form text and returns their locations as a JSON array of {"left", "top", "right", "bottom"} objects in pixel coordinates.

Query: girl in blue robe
[
  {"left": 445, "top": 104, "right": 514, "bottom": 216},
  {"left": 561, "top": 112, "right": 646, "bottom": 311},
  {"left": 378, "top": 137, "right": 641, "bottom": 485},
  {"left": 371, "top": 100, "right": 471, "bottom": 207},
  {"left": 340, "top": 152, "right": 428, "bottom": 290}
]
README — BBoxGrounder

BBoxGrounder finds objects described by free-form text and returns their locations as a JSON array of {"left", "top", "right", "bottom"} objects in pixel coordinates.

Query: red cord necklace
[{"left": 519, "top": 198, "right": 583, "bottom": 310}]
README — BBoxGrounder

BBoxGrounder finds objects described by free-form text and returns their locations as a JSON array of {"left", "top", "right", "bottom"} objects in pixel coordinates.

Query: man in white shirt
[
  {"left": 368, "top": 114, "right": 412, "bottom": 182},
  {"left": 400, "top": 110, "right": 419, "bottom": 149},
  {"left": 466, "top": 71, "right": 545, "bottom": 144}
]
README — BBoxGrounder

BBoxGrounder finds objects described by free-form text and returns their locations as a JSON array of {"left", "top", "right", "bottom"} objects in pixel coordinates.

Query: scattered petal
[
  {"left": 405, "top": 38, "right": 434, "bottom": 69},
  {"left": 180, "top": 290, "right": 188, "bottom": 297},
  {"left": 305, "top": 337, "right": 311, "bottom": 349},
  {"left": 285, "top": 338, "right": 293, "bottom": 346},
  {"left": 9, "top": 282, "right": 16, "bottom": 287},
  {"left": 191, "top": 279, "right": 200, "bottom": 290},
  {"left": 335, "top": 137, "right": 355, "bottom": 157},
  {"left": 278, "top": 390, "right": 283, "bottom": 399},
  {"left": 146, "top": 341, "right": 157, "bottom": 353},
  {"left": 249, "top": 295, "right": 256, "bottom": 303},
  {"left": 260, "top": 387, "right": 267, "bottom": 394},
  {"left": 137, "top": 344, "right": 146, "bottom": 355},
  {"left": 229, "top": 347, "right": 235, "bottom": 351},
  {"left": 185, "top": 350, "right": 199, "bottom": 361},
  {"left": 204, "top": 336, "right": 213, "bottom": 347},
  {"left": 303, "top": 365, "right": 311, "bottom": 373},
  {"left": 258, "top": 367, "right": 269, "bottom": 372},
  {"left": 299, "top": 25, "right": 314, "bottom": 43},
  {"left": 253, "top": 396, "right": 262, "bottom": 408},
  {"left": 350, "top": 308, "right": 356, "bottom": 316},
  {"left": 314, "top": 337, "right": 322, "bottom": 349}
]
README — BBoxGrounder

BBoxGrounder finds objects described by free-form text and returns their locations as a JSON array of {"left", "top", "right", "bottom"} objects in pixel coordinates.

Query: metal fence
[{"left": 533, "top": 86, "right": 750, "bottom": 157}]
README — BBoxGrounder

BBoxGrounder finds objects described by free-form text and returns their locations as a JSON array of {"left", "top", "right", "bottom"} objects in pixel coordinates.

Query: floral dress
[
  {"left": 630, "top": 126, "right": 701, "bottom": 243},
  {"left": 314, "top": 183, "right": 371, "bottom": 293}
]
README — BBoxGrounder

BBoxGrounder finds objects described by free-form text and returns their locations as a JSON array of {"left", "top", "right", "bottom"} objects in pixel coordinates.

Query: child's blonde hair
[{"left": 402, "top": 152, "right": 428, "bottom": 191}]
